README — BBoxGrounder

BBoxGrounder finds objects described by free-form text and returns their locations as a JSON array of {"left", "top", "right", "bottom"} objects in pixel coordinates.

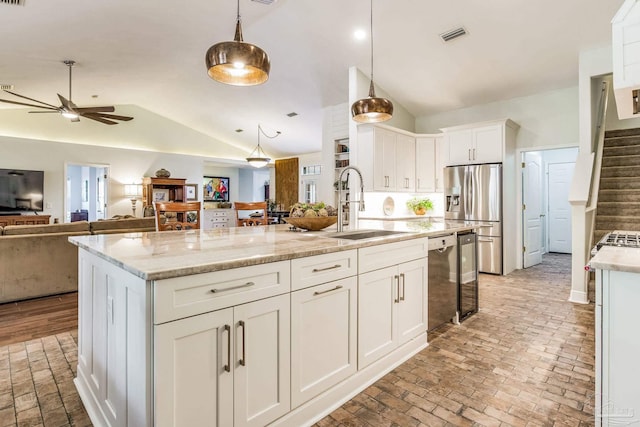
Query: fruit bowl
[{"left": 284, "top": 216, "right": 338, "bottom": 231}]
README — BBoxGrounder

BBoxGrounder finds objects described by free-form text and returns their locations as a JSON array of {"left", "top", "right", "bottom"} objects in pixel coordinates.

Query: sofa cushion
[
  {"left": 3, "top": 221, "right": 90, "bottom": 236},
  {"left": 90, "top": 217, "right": 156, "bottom": 234}
]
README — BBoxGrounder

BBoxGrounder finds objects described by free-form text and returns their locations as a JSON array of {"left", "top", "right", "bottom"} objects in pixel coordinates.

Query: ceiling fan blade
[
  {"left": 82, "top": 114, "right": 118, "bottom": 125},
  {"left": 83, "top": 112, "right": 133, "bottom": 122},
  {"left": 74, "top": 106, "right": 115, "bottom": 113},
  {"left": 3, "top": 90, "right": 60, "bottom": 109},
  {"left": 28, "top": 111, "right": 60, "bottom": 114},
  {"left": 0, "top": 98, "right": 59, "bottom": 111}
]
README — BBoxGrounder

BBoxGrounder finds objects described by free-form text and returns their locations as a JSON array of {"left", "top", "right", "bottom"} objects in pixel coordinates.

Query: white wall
[
  {"left": 416, "top": 86, "right": 580, "bottom": 152},
  {"left": 0, "top": 135, "right": 210, "bottom": 220}
]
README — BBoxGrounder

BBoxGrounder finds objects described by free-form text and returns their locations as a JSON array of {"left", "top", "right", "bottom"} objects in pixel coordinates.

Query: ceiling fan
[{"left": 0, "top": 60, "right": 133, "bottom": 125}]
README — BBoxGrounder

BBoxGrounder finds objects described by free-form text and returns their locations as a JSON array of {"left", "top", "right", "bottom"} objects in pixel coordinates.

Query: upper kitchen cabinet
[
  {"left": 612, "top": 0, "right": 640, "bottom": 119},
  {"left": 357, "top": 125, "right": 415, "bottom": 192},
  {"left": 442, "top": 119, "right": 519, "bottom": 166},
  {"left": 415, "top": 135, "right": 445, "bottom": 193}
]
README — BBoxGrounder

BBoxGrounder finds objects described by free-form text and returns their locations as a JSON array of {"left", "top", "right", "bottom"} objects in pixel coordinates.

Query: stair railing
[{"left": 568, "top": 78, "right": 609, "bottom": 303}]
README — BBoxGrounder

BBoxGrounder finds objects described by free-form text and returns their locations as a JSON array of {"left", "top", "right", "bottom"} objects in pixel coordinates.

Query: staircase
[{"left": 595, "top": 128, "right": 640, "bottom": 242}]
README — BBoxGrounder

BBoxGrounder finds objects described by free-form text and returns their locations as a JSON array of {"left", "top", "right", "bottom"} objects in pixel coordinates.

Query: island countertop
[
  {"left": 69, "top": 219, "right": 475, "bottom": 280},
  {"left": 589, "top": 245, "right": 640, "bottom": 274}
]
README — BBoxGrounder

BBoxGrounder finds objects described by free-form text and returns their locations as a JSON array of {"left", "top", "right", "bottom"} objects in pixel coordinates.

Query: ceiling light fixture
[
  {"left": 247, "top": 124, "right": 280, "bottom": 168},
  {"left": 205, "top": 0, "right": 271, "bottom": 86},
  {"left": 351, "top": 0, "right": 393, "bottom": 123}
]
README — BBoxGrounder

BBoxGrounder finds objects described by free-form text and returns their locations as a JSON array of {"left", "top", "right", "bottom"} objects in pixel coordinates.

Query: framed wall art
[
  {"left": 203, "top": 176, "right": 229, "bottom": 202},
  {"left": 185, "top": 184, "right": 198, "bottom": 201},
  {"left": 152, "top": 189, "right": 170, "bottom": 202}
]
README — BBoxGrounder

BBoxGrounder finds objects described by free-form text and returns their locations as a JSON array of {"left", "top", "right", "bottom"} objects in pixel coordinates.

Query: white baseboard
[{"left": 568, "top": 289, "right": 589, "bottom": 304}]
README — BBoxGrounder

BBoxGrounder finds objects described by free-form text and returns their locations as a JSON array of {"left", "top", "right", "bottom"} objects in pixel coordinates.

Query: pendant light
[
  {"left": 351, "top": 0, "right": 393, "bottom": 123},
  {"left": 205, "top": 0, "right": 270, "bottom": 86},
  {"left": 247, "top": 124, "right": 280, "bottom": 168}
]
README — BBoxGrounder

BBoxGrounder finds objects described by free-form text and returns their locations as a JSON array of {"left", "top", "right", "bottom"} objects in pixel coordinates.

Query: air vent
[
  {"left": 1, "top": 84, "right": 15, "bottom": 90},
  {"left": 251, "top": 0, "right": 276, "bottom": 4},
  {"left": 235, "top": 129, "right": 244, "bottom": 133},
  {"left": 1, "top": 0, "right": 25, "bottom": 5},
  {"left": 286, "top": 112, "right": 298, "bottom": 117},
  {"left": 440, "top": 27, "right": 467, "bottom": 42}
]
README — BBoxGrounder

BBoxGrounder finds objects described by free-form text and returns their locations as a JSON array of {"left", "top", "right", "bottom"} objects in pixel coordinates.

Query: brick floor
[{"left": 0, "top": 253, "right": 594, "bottom": 426}]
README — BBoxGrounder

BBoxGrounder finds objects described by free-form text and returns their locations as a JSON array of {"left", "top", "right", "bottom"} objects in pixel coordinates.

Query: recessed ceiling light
[
  {"left": 235, "top": 128, "right": 243, "bottom": 133},
  {"left": 286, "top": 112, "right": 298, "bottom": 117},
  {"left": 354, "top": 29, "right": 367, "bottom": 41}
]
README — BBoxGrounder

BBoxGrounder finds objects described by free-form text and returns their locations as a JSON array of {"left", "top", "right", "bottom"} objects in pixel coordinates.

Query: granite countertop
[
  {"left": 589, "top": 246, "right": 640, "bottom": 274},
  {"left": 69, "top": 220, "right": 476, "bottom": 281}
]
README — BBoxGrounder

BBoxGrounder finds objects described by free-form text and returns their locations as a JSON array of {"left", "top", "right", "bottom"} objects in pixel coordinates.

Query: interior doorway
[
  {"left": 64, "top": 162, "right": 109, "bottom": 223},
  {"left": 521, "top": 147, "right": 578, "bottom": 268}
]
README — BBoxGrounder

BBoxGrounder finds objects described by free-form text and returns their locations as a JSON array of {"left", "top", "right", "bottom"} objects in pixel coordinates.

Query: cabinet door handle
[
  {"left": 473, "top": 148, "right": 476, "bottom": 160},
  {"left": 313, "top": 285, "right": 343, "bottom": 296},
  {"left": 238, "top": 320, "right": 246, "bottom": 366},
  {"left": 417, "top": 178, "right": 420, "bottom": 188},
  {"left": 210, "top": 281, "right": 255, "bottom": 293},
  {"left": 384, "top": 176, "right": 389, "bottom": 187},
  {"left": 394, "top": 275, "right": 400, "bottom": 303},
  {"left": 312, "top": 264, "right": 341, "bottom": 273},
  {"left": 400, "top": 273, "right": 405, "bottom": 301},
  {"left": 223, "top": 324, "right": 231, "bottom": 373}
]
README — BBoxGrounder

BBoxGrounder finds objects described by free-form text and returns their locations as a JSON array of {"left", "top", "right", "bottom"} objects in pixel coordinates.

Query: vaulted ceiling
[{"left": 0, "top": 0, "right": 623, "bottom": 160}]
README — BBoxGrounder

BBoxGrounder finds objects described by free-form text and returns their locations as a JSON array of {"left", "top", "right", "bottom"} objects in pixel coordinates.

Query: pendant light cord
[
  {"left": 370, "top": 0, "right": 374, "bottom": 84},
  {"left": 257, "top": 124, "right": 281, "bottom": 148}
]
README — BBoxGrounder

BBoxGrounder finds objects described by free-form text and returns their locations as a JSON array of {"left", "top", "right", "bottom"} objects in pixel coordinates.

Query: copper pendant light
[
  {"left": 351, "top": 0, "right": 393, "bottom": 123},
  {"left": 206, "top": 0, "right": 270, "bottom": 86}
]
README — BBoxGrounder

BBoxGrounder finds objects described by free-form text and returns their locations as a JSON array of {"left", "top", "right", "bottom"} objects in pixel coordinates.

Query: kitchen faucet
[{"left": 337, "top": 166, "right": 365, "bottom": 232}]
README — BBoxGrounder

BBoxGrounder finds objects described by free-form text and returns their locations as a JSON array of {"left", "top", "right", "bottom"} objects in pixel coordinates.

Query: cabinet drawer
[
  {"left": 154, "top": 261, "right": 291, "bottom": 324},
  {"left": 291, "top": 250, "right": 357, "bottom": 291},
  {"left": 358, "top": 238, "right": 428, "bottom": 273}
]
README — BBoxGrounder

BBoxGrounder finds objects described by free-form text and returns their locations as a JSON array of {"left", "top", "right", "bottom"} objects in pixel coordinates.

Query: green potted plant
[{"left": 406, "top": 197, "right": 433, "bottom": 215}]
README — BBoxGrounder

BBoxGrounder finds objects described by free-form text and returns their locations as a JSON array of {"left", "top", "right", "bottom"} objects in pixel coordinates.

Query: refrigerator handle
[{"left": 465, "top": 167, "right": 472, "bottom": 219}]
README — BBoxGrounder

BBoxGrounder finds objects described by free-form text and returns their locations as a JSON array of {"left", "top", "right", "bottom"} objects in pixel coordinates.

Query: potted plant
[{"left": 406, "top": 197, "right": 433, "bottom": 215}]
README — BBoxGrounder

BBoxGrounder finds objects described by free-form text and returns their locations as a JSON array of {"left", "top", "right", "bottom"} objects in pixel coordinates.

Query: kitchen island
[
  {"left": 69, "top": 220, "right": 474, "bottom": 427},
  {"left": 589, "top": 246, "right": 640, "bottom": 427}
]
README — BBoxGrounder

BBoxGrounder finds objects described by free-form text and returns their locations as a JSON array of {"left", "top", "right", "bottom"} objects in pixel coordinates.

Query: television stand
[{"left": 0, "top": 214, "right": 50, "bottom": 226}]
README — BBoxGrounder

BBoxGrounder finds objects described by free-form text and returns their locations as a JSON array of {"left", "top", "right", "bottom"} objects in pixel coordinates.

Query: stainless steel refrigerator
[{"left": 444, "top": 163, "right": 502, "bottom": 274}]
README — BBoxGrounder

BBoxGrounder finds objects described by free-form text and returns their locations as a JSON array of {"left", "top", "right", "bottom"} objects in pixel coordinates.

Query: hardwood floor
[
  {"left": 0, "top": 293, "right": 78, "bottom": 347},
  {"left": 0, "top": 254, "right": 595, "bottom": 427}
]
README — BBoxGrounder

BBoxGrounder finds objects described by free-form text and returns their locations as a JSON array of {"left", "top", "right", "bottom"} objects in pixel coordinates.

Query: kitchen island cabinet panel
[
  {"left": 291, "top": 276, "right": 357, "bottom": 408},
  {"left": 397, "top": 258, "right": 428, "bottom": 345},
  {"left": 155, "top": 308, "right": 233, "bottom": 427}
]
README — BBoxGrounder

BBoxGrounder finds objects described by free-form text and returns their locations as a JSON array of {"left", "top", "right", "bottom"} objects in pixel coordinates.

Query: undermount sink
[{"left": 326, "top": 229, "right": 410, "bottom": 240}]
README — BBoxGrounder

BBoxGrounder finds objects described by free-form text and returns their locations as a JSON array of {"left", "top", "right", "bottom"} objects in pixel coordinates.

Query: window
[
  {"left": 303, "top": 180, "right": 317, "bottom": 204},
  {"left": 302, "top": 165, "right": 322, "bottom": 175}
]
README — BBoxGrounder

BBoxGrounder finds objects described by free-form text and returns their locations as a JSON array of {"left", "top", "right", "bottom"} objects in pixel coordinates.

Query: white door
[
  {"left": 397, "top": 258, "right": 427, "bottom": 345},
  {"left": 290, "top": 277, "right": 357, "bottom": 408},
  {"left": 523, "top": 152, "right": 543, "bottom": 268},
  {"left": 155, "top": 309, "right": 234, "bottom": 427},
  {"left": 358, "top": 265, "right": 398, "bottom": 368},
  {"left": 234, "top": 294, "right": 291, "bottom": 427},
  {"left": 548, "top": 162, "right": 574, "bottom": 253},
  {"left": 395, "top": 134, "right": 415, "bottom": 192}
]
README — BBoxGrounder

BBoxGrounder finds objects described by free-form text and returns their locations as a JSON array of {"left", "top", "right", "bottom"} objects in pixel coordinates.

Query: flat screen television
[
  {"left": 203, "top": 176, "right": 229, "bottom": 202},
  {"left": 0, "top": 169, "right": 44, "bottom": 212}
]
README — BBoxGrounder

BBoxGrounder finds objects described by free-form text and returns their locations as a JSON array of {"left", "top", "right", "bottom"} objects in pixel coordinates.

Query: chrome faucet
[{"left": 337, "top": 166, "right": 365, "bottom": 232}]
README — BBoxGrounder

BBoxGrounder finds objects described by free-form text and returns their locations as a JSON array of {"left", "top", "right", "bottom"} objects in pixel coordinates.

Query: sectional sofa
[{"left": 0, "top": 216, "right": 156, "bottom": 303}]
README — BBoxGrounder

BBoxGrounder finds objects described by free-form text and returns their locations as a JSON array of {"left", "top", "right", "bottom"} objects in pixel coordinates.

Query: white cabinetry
[
  {"left": 445, "top": 124, "right": 502, "bottom": 165},
  {"left": 596, "top": 268, "right": 640, "bottom": 426},
  {"left": 291, "top": 276, "right": 357, "bottom": 408},
  {"left": 357, "top": 239, "right": 428, "bottom": 368},
  {"left": 359, "top": 125, "right": 415, "bottom": 192},
  {"left": 416, "top": 135, "right": 445, "bottom": 192},
  {"left": 203, "top": 208, "right": 234, "bottom": 229},
  {"left": 155, "top": 294, "right": 290, "bottom": 427}
]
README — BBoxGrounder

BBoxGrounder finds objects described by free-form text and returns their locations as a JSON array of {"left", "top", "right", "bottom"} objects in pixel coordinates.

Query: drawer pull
[
  {"left": 312, "top": 264, "right": 341, "bottom": 273},
  {"left": 400, "top": 273, "right": 405, "bottom": 301},
  {"left": 238, "top": 320, "right": 246, "bottom": 366},
  {"left": 478, "top": 238, "right": 494, "bottom": 243},
  {"left": 210, "top": 281, "right": 256, "bottom": 293},
  {"left": 223, "top": 324, "right": 231, "bottom": 373},
  {"left": 313, "top": 285, "right": 343, "bottom": 296}
]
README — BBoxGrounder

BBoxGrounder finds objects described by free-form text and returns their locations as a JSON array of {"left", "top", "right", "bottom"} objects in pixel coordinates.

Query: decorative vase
[
  {"left": 155, "top": 168, "right": 171, "bottom": 178},
  {"left": 414, "top": 207, "right": 427, "bottom": 216}
]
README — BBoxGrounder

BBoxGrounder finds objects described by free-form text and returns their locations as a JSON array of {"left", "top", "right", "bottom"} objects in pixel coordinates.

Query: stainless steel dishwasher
[{"left": 428, "top": 234, "right": 458, "bottom": 332}]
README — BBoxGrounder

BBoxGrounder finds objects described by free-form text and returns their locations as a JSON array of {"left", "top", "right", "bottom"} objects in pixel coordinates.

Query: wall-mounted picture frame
[
  {"left": 185, "top": 184, "right": 198, "bottom": 201},
  {"left": 203, "top": 176, "right": 230, "bottom": 202},
  {"left": 153, "top": 188, "right": 170, "bottom": 202}
]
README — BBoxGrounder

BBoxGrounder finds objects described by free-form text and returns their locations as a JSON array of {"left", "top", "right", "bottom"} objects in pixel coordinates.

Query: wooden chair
[
  {"left": 234, "top": 201, "right": 268, "bottom": 227},
  {"left": 154, "top": 201, "right": 201, "bottom": 231}
]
